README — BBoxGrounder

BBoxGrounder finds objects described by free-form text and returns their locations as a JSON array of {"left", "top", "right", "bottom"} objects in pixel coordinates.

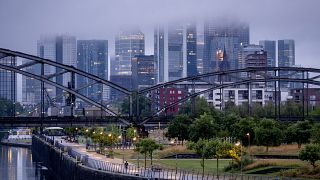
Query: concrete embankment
[{"left": 32, "top": 135, "right": 151, "bottom": 180}]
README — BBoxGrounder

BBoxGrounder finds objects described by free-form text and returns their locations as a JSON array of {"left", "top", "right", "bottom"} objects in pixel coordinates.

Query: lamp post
[
  {"left": 235, "top": 141, "right": 243, "bottom": 180},
  {"left": 246, "top": 133, "right": 251, "bottom": 158}
]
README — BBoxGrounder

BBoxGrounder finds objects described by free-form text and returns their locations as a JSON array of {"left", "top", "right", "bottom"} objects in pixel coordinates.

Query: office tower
[
  {"left": 0, "top": 56, "right": 16, "bottom": 102},
  {"left": 23, "top": 35, "right": 76, "bottom": 104},
  {"left": 203, "top": 20, "right": 249, "bottom": 73},
  {"left": 259, "top": 40, "right": 276, "bottom": 68},
  {"left": 238, "top": 44, "right": 267, "bottom": 79},
  {"left": 114, "top": 29, "right": 145, "bottom": 75},
  {"left": 259, "top": 40, "right": 276, "bottom": 88},
  {"left": 154, "top": 22, "right": 196, "bottom": 83},
  {"left": 186, "top": 23, "right": 197, "bottom": 77},
  {"left": 278, "top": 40, "right": 295, "bottom": 88},
  {"left": 238, "top": 44, "right": 266, "bottom": 69},
  {"left": 77, "top": 40, "right": 108, "bottom": 103},
  {"left": 197, "top": 34, "right": 204, "bottom": 74},
  {"left": 131, "top": 55, "right": 155, "bottom": 89}
]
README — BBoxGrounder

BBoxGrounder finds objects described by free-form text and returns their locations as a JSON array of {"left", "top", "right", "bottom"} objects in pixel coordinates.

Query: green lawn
[{"left": 129, "top": 159, "right": 231, "bottom": 173}]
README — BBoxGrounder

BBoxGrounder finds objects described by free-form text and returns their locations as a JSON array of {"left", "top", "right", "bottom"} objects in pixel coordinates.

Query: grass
[
  {"left": 248, "top": 144, "right": 302, "bottom": 156},
  {"left": 244, "top": 159, "right": 305, "bottom": 172},
  {"left": 129, "top": 159, "right": 231, "bottom": 173}
]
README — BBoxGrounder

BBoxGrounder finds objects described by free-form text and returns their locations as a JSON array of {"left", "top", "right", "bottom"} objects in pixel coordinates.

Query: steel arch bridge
[{"left": 0, "top": 48, "right": 319, "bottom": 127}]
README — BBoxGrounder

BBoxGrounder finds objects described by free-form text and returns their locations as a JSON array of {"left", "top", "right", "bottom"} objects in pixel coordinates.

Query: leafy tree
[
  {"left": 311, "top": 123, "right": 320, "bottom": 144},
  {"left": 135, "top": 138, "right": 161, "bottom": 168},
  {"left": 299, "top": 144, "right": 320, "bottom": 169},
  {"left": 0, "top": 98, "right": 24, "bottom": 117},
  {"left": 121, "top": 91, "right": 151, "bottom": 118},
  {"left": 179, "top": 97, "right": 220, "bottom": 118},
  {"left": 220, "top": 113, "right": 241, "bottom": 135},
  {"left": 231, "top": 117, "right": 257, "bottom": 146},
  {"left": 187, "top": 139, "right": 220, "bottom": 177},
  {"left": 255, "top": 119, "right": 283, "bottom": 152},
  {"left": 280, "top": 101, "right": 302, "bottom": 118},
  {"left": 165, "top": 114, "right": 192, "bottom": 145},
  {"left": 189, "top": 113, "right": 218, "bottom": 141},
  {"left": 285, "top": 121, "right": 312, "bottom": 148},
  {"left": 216, "top": 141, "right": 233, "bottom": 175}
]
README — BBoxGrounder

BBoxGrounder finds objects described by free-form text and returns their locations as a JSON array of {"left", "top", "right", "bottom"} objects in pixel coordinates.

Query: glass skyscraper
[
  {"left": 154, "top": 22, "right": 196, "bottom": 83},
  {"left": 278, "top": 39, "right": 295, "bottom": 88},
  {"left": 0, "top": 56, "right": 16, "bottom": 102},
  {"left": 23, "top": 35, "right": 76, "bottom": 104},
  {"left": 203, "top": 20, "right": 249, "bottom": 73},
  {"left": 259, "top": 40, "right": 276, "bottom": 68},
  {"left": 114, "top": 29, "right": 145, "bottom": 75},
  {"left": 77, "top": 40, "right": 108, "bottom": 103}
]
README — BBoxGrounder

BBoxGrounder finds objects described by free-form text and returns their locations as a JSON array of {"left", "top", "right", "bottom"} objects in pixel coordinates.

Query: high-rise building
[
  {"left": 154, "top": 22, "right": 196, "bottom": 83},
  {"left": 278, "top": 40, "right": 295, "bottom": 88},
  {"left": 131, "top": 55, "right": 155, "bottom": 90},
  {"left": 203, "top": 20, "right": 249, "bottom": 73},
  {"left": 77, "top": 40, "right": 108, "bottom": 103},
  {"left": 186, "top": 23, "right": 197, "bottom": 77},
  {"left": 115, "top": 29, "right": 145, "bottom": 75},
  {"left": 23, "top": 35, "right": 76, "bottom": 104},
  {"left": 197, "top": 34, "right": 204, "bottom": 74},
  {"left": 238, "top": 44, "right": 267, "bottom": 79},
  {"left": 259, "top": 40, "right": 276, "bottom": 68},
  {"left": 0, "top": 56, "right": 16, "bottom": 103}
]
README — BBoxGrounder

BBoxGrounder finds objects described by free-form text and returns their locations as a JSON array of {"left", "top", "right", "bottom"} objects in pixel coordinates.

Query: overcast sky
[{"left": 0, "top": 0, "right": 319, "bottom": 68}]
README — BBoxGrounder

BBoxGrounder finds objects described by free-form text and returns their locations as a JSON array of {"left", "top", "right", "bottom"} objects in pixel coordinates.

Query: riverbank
[{"left": 1, "top": 139, "right": 31, "bottom": 148}]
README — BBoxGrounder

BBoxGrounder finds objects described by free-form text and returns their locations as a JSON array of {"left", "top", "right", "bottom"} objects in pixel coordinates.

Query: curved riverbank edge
[
  {"left": 32, "top": 135, "right": 153, "bottom": 180},
  {"left": 1, "top": 139, "right": 31, "bottom": 148}
]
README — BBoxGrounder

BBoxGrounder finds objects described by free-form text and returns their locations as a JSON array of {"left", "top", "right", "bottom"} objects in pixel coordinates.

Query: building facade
[
  {"left": 77, "top": 40, "right": 108, "bottom": 104},
  {"left": 278, "top": 40, "right": 295, "bottom": 88},
  {"left": 154, "top": 22, "right": 196, "bottom": 83},
  {"left": 203, "top": 20, "right": 249, "bottom": 73},
  {"left": 23, "top": 35, "right": 76, "bottom": 104},
  {"left": 115, "top": 29, "right": 145, "bottom": 76},
  {"left": 0, "top": 56, "right": 16, "bottom": 102},
  {"left": 131, "top": 55, "right": 155, "bottom": 90}
]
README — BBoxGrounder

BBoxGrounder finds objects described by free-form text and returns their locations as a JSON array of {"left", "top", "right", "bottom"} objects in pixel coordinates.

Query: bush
[
  {"left": 223, "top": 155, "right": 254, "bottom": 172},
  {"left": 299, "top": 144, "right": 320, "bottom": 169}
]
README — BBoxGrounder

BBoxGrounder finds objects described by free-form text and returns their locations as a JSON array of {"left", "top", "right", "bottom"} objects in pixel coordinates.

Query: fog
[{"left": 0, "top": 0, "right": 319, "bottom": 67}]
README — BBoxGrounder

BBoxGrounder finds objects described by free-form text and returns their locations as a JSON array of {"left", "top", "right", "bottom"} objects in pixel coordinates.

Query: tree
[
  {"left": 255, "top": 119, "right": 283, "bottom": 152},
  {"left": 187, "top": 139, "right": 220, "bottom": 177},
  {"left": 220, "top": 113, "right": 241, "bottom": 135},
  {"left": 121, "top": 91, "right": 152, "bottom": 118},
  {"left": 165, "top": 114, "right": 192, "bottom": 145},
  {"left": 231, "top": 117, "right": 257, "bottom": 146},
  {"left": 135, "top": 138, "right": 161, "bottom": 168},
  {"left": 311, "top": 123, "right": 320, "bottom": 144},
  {"left": 179, "top": 97, "right": 220, "bottom": 118},
  {"left": 285, "top": 121, "right": 312, "bottom": 148},
  {"left": 0, "top": 98, "right": 24, "bottom": 117},
  {"left": 189, "top": 113, "right": 218, "bottom": 141},
  {"left": 299, "top": 144, "right": 320, "bottom": 169}
]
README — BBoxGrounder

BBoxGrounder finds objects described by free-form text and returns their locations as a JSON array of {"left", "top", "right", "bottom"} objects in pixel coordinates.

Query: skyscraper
[
  {"left": 197, "top": 34, "right": 204, "bottom": 75},
  {"left": 0, "top": 56, "right": 16, "bottom": 102},
  {"left": 259, "top": 40, "right": 276, "bottom": 68},
  {"left": 115, "top": 29, "right": 145, "bottom": 75},
  {"left": 154, "top": 22, "right": 196, "bottom": 83},
  {"left": 238, "top": 44, "right": 266, "bottom": 70},
  {"left": 278, "top": 39, "right": 295, "bottom": 88},
  {"left": 23, "top": 35, "right": 76, "bottom": 104},
  {"left": 203, "top": 20, "right": 249, "bottom": 73},
  {"left": 131, "top": 55, "right": 155, "bottom": 89},
  {"left": 77, "top": 40, "right": 108, "bottom": 103},
  {"left": 186, "top": 23, "right": 197, "bottom": 77}
]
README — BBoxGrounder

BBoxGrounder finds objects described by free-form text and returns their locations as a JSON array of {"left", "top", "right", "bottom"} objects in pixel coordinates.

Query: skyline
[{"left": 0, "top": 0, "right": 319, "bottom": 68}]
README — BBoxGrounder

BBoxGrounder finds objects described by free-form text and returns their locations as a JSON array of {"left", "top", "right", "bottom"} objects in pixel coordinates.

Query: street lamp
[
  {"left": 246, "top": 133, "right": 251, "bottom": 158},
  {"left": 235, "top": 141, "right": 243, "bottom": 179}
]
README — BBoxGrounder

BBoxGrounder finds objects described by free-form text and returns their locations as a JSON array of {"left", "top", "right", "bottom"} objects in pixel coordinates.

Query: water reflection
[{"left": 0, "top": 145, "right": 43, "bottom": 180}]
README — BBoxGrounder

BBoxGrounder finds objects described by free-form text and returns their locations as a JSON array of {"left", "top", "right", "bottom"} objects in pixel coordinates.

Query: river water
[{"left": 0, "top": 145, "right": 44, "bottom": 180}]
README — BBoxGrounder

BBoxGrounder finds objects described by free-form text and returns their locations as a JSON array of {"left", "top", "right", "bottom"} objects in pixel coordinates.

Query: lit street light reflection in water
[{"left": 0, "top": 145, "right": 46, "bottom": 180}]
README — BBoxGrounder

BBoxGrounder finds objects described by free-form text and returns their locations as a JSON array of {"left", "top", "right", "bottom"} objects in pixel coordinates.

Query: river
[{"left": 0, "top": 145, "right": 47, "bottom": 180}]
